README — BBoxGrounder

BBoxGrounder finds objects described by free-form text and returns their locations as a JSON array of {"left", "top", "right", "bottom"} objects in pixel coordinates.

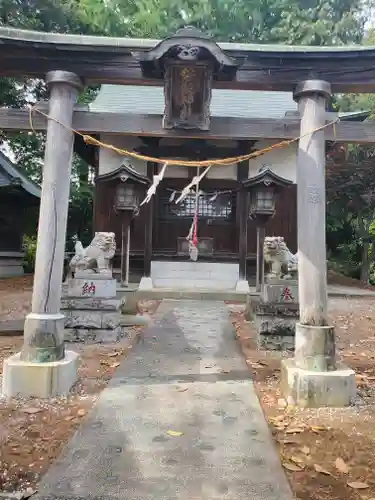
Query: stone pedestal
[
  {"left": 2, "top": 351, "right": 79, "bottom": 399},
  {"left": 62, "top": 276, "right": 126, "bottom": 343},
  {"left": 255, "top": 281, "right": 299, "bottom": 351},
  {"left": 281, "top": 359, "right": 356, "bottom": 408}
]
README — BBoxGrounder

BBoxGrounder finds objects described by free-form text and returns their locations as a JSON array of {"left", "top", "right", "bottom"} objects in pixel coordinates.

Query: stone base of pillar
[
  {"left": 22, "top": 312, "right": 65, "bottom": 362},
  {"left": 235, "top": 279, "right": 250, "bottom": 293},
  {"left": 280, "top": 358, "right": 356, "bottom": 408},
  {"left": 2, "top": 350, "right": 79, "bottom": 398},
  {"left": 294, "top": 323, "right": 336, "bottom": 371},
  {"left": 139, "top": 277, "right": 153, "bottom": 291}
]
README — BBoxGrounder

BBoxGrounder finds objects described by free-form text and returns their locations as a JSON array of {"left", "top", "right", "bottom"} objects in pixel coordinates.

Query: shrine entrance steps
[
  {"left": 135, "top": 260, "right": 250, "bottom": 301},
  {"left": 150, "top": 260, "right": 240, "bottom": 290},
  {"left": 34, "top": 300, "right": 293, "bottom": 500}
]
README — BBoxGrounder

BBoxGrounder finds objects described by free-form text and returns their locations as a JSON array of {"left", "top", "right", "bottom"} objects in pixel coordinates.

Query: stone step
[
  {"left": 152, "top": 278, "right": 238, "bottom": 290},
  {"left": 150, "top": 261, "right": 240, "bottom": 290}
]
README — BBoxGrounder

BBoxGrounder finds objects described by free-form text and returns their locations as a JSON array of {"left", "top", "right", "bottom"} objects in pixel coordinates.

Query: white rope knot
[{"left": 140, "top": 162, "right": 168, "bottom": 206}]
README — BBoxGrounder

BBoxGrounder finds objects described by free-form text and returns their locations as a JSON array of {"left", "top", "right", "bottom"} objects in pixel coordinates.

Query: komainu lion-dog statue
[
  {"left": 263, "top": 236, "right": 298, "bottom": 280},
  {"left": 68, "top": 232, "right": 116, "bottom": 278}
]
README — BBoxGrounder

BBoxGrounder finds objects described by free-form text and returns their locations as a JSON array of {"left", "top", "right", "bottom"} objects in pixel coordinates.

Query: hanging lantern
[
  {"left": 115, "top": 181, "right": 139, "bottom": 212},
  {"left": 243, "top": 166, "right": 293, "bottom": 225},
  {"left": 249, "top": 183, "right": 276, "bottom": 217}
]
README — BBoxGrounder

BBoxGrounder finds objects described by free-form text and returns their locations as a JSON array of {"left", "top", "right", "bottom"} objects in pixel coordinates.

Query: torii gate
[{"left": 1, "top": 26, "right": 374, "bottom": 405}]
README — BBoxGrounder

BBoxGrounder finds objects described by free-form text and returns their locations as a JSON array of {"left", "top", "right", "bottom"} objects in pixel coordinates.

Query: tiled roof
[
  {"left": 0, "top": 150, "right": 41, "bottom": 198},
  {"left": 90, "top": 85, "right": 298, "bottom": 119}
]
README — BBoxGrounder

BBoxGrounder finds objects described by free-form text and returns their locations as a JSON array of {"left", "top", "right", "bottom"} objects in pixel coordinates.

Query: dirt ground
[
  {"left": 230, "top": 296, "right": 375, "bottom": 500},
  {"left": 2, "top": 276, "right": 375, "bottom": 498},
  {"left": 0, "top": 276, "right": 160, "bottom": 494}
]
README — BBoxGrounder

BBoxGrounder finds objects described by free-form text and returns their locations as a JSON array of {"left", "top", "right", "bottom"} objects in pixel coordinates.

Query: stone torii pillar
[
  {"left": 2, "top": 71, "right": 83, "bottom": 398},
  {"left": 281, "top": 80, "right": 356, "bottom": 407}
]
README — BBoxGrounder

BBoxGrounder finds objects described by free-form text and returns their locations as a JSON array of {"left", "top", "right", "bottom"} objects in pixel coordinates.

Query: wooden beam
[
  {"left": 2, "top": 28, "right": 375, "bottom": 91},
  {"left": 136, "top": 144, "right": 246, "bottom": 159},
  {"left": 1, "top": 108, "right": 375, "bottom": 143}
]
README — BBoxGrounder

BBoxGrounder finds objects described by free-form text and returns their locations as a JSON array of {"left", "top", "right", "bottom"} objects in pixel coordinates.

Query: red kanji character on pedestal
[{"left": 280, "top": 286, "right": 294, "bottom": 302}]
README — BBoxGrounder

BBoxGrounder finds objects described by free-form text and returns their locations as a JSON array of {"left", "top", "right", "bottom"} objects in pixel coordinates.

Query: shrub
[{"left": 22, "top": 235, "right": 37, "bottom": 273}]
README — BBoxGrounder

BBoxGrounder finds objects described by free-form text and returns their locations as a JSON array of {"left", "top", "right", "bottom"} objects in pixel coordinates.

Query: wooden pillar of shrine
[
  {"left": 237, "top": 159, "right": 250, "bottom": 292},
  {"left": 143, "top": 161, "right": 154, "bottom": 280}
]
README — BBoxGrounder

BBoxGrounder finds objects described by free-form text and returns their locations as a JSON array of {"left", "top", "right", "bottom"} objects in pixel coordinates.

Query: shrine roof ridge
[{"left": 1, "top": 26, "right": 375, "bottom": 56}]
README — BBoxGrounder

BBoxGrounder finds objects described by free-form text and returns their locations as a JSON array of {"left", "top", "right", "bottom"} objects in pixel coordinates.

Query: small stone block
[
  {"left": 120, "top": 290, "right": 139, "bottom": 315},
  {"left": 119, "top": 314, "right": 150, "bottom": 326},
  {"left": 235, "top": 280, "right": 250, "bottom": 293},
  {"left": 64, "top": 311, "right": 103, "bottom": 329},
  {"left": 101, "top": 312, "right": 121, "bottom": 329},
  {"left": 255, "top": 303, "right": 299, "bottom": 317},
  {"left": 64, "top": 311, "right": 121, "bottom": 330},
  {"left": 61, "top": 298, "right": 122, "bottom": 311},
  {"left": 2, "top": 351, "right": 79, "bottom": 398},
  {"left": 66, "top": 278, "right": 117, "bottom": 299},
  {"left": 138, "top": 277, "right": 153, "bottom": 291},
  {"left": 256, "top": 315, "right": 297, "bottom": 335},
  {"left": 261, "top": 282, "right": 298, "bottom": 304},
  {"left": 64, "top": 326, "right": 128, "bottom": 344},
  {"left": 74, "top": 271, "right": 112, "bottom": 280},
  {"left": 258, "top": 334, "right": 295, "bottom": 351},
  {"left": 256, "top": 314, "right": 296, "bottom": 351},
  {"left": 280, "top": 358, "right": 356, "bottom": 408}
]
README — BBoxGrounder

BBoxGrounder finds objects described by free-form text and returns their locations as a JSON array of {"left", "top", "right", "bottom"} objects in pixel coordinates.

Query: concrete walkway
[{"left": 35, "top": 300, "right": 293, "bottom": 500}]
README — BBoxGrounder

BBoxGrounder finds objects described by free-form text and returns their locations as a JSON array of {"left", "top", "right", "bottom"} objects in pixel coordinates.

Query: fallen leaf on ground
[
  {"left": 335, "top": 457, "right": 349, "bottom": 474},
  {"left": 64, "top": 415, "right": 75, "bottom": 421},
  {"left": 314, "top": 464, "right": 332, "bottom": 475},
  {"left": 107, "top": 351, "right": 121, "bottom": 357},
  {"left": 167, "top": 430, "right": 184, "bottom": 437},
  {"left": 347, "top": 482, "right": 369, "bottom": 489},
  {"left": 22, "top": 407, "right": 42, "bottom": 415},
  {"left": 77, "top": 409, "right": 86, "bottom": 417},
  {"left": 110, "top": 362, "right": 120, "bottom": 368},
  {"left": 282, "top": 462, "right": 304, "bottom": 472},
  {"left": 290, "top": 455, "right": 305, "bottom": 466},
  {"left": 301, "top": 446, "right": 310, "bottom": 455},
  {"left": 247, "top": 361, "right": 268, "bottom": 369},
  {"left": 285, "top": 427, "right": 305, "bottom": 434},
  {"left": 311, "top": 426, "right": 327, "bottom": 433},
  {"left": 278, "top": 438, "right": 298, "bottom": 444}
]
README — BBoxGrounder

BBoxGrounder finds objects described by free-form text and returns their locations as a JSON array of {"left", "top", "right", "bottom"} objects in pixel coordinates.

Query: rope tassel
[
  {"left": 140, "top": 162, "right": 168, "bottom": 206},
  {"left": 175, "top": 165, "right": 211, "bottom": 204}
]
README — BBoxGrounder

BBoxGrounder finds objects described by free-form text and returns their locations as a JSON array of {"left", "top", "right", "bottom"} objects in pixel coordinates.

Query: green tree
[
  {"left": 326, "top": 146, "right": 375, "bottom": 283},
  {"left": 104, "top": 0, "right": 366, "bottom": 44}
]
